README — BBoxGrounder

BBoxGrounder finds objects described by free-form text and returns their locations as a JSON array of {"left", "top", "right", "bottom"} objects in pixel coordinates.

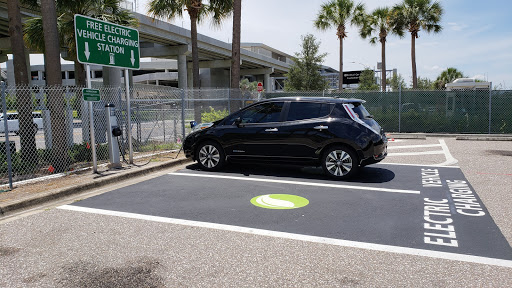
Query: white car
[{"left": 0, "top": 112, "right": 43, "bottom": 134}]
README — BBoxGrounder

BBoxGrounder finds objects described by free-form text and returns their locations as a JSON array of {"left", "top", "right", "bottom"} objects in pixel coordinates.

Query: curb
[
  {"left": 456, "top": 136, "right": 512, "bottom": 141},
  {"left": 388, "top": 133, "right": 512, "bottom": 141},
  {"left": 0, "top": 158, "right": 191, "bottom": 217}
]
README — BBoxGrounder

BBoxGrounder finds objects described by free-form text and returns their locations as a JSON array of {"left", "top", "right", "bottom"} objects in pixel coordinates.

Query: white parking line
[
  {"left": 385, "top": 139, "right": 458, "bottom": 166},
  {"left": 168, "top": 172, "right": 420, "bottom": 194},
  {"left": 378, "top": 163, "right": 460, "bottom": 168},
  {"left": 387, "top": 144, "right": 442, "bottom": 149},
  {"left": 57, "top": 205, "right": 512, "bottom": 268},
  {"left": 438, "top": 139, "right": 458, "bottom": 166},
  {"left": 387, "top": 150, "right": 445, "bottom": 156}
]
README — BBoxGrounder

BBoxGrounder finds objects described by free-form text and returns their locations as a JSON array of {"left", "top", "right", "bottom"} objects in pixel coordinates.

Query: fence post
[
  {"left": 488, "top": 82, "right": 492, "bottom": 134},
  {"left": 181, "top": 89, "right": 186, "bottom": 140},
  {"left": 398, "top": 85, "right": 402, "bottom": 133},
  {"left": 1, "top": 83, "right": 13, "bottom": 190}
]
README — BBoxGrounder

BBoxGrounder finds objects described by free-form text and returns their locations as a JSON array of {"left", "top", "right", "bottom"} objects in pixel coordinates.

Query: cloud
[
  {"left": 447, "top": 22, "right": 468, "bottom": 31},
  {"left": 471, "top": 74, "right": 486, "bottom": 81}
]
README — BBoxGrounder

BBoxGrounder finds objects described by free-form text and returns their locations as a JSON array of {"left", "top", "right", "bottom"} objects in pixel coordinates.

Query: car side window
[
  {"left": 239, "top": 102, "right": 284, "bottom": 124},
  {"left": 286, "top": 102, "right": 333, "bottom": 121}
]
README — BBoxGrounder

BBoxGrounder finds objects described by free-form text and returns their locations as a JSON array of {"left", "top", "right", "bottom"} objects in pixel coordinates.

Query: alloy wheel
[
  {"left": 198, "top": 144, "right": 221, "bottom": 169},
  {"left": 325, "top": 150, "right": 353, "bottom": 176}
]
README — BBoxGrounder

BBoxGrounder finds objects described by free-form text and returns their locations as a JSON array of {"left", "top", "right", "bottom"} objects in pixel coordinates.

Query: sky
[
  {"left": 136, "top": 0, "right": 512, "bottom": 89},
  {"left": 4, "top": 0, "right": 511, "bottom": 89}
]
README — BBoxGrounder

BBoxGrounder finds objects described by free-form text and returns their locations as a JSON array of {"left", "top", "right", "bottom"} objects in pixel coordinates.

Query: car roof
[{"left": 265, "top": 96, "right": 366, "bottom": 104}]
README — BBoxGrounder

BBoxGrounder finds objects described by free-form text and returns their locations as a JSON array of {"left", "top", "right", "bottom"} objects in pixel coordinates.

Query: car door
[
  {"left": 219, "top": 101, "right": 286, "bottom": 160},
  {"left": 278, "top": 101, "right": 335, "bottom": 159}
]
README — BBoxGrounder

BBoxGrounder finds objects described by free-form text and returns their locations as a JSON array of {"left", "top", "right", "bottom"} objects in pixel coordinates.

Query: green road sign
[
  {"left": 83, "top": 88, "right": 100, "bottom": 102},
  {"left": 74, "top": 14, "right": 140, "bottom": 69}
]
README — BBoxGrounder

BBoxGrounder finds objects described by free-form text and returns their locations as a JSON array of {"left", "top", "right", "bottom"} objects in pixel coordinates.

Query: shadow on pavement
[{"left": 184, "top": 162, "right": 395, "bottom": 184}]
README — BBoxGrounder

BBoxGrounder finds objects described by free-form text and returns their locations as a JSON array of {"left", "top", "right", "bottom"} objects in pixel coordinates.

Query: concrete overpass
[{"left": 0, "top": 1, "right": 290, "bottom": 91}]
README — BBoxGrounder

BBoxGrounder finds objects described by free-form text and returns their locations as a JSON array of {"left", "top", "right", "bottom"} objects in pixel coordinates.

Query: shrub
[{"left": 201, "top": 106, "right": 229, "bottom": 123}]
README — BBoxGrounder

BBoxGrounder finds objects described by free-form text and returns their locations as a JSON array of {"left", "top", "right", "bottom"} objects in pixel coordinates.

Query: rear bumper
[{"left": 361, "top": 136, "right": 387, "bottom": 166}]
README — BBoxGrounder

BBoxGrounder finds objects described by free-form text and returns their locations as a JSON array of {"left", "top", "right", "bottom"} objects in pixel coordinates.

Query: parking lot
[
  {"left": 1, "top": 136, "right": 511, "bottom": 286},
  {"left": 63, "top": 138, "right": 512, "bottom": 265}
]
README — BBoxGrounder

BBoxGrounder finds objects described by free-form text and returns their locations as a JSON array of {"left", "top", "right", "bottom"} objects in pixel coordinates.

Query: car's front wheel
[
  {"left": 321, "top": 145, "right": 359, "bottom": 180},
  {"left": 196, "top": 141, "right": 225, "bottom": 171}
]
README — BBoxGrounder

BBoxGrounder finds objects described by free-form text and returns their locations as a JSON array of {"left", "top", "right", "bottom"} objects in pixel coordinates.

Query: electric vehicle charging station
[{"left": 105, "top": 103, "right": 122, "bottom": 168}]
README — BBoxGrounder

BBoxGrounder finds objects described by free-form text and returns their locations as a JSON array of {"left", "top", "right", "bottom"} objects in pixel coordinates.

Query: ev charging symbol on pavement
[{"left": 251, "top": 194, "right": 309, "bottom": 209}]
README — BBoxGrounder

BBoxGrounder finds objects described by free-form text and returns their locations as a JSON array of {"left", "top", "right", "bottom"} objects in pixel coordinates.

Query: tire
[
  {"left": 321, "top": 145, "right": 359, "bottom": 180},
  {"left": 196, "top": 141, "right": 225, "bottom": 171}
]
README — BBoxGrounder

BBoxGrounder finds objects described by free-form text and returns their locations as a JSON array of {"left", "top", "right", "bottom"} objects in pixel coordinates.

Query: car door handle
[
  {"left": 314, "top": 125, "right": 328, "bottom": 130},
  {"left": 265, "top": 128, "right": 278, "bottom": 132}
]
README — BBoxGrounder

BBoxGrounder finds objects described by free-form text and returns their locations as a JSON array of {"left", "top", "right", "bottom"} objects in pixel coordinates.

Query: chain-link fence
[
  {"left": 0, "top": 84, "right": 262, "bottom": 187},
  {"left": 2, "top": 84, "right": 510, "bottom": 187},
  {"left": 266, "top": 89, "right": 512, "bottom": 134}
]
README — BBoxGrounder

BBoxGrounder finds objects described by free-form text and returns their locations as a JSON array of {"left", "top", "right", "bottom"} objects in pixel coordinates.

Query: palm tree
[
  {"left": 434, "top": 67, "right": 465, "bottom": 89},
  {"left": 23, "top": 0, "right": 138, "bottom": 87},
  {"left": 7, "top": 0, "right": 37, "bottom": 163},
  {"left": 314, "top": 0, "right": 365, "bottom": 90},
  {"left": 230, "top": 0, "right": 241, "bottom": 112},
  {"left": 360, "top": 7, "right": 403, "bottom": 92},
  {"left": 391, "top": 0, "right": 443, "bottom": 89},
  {"left": 148, "top": 0, "right": 233, "bottom": 89},
  {"left": 230, "top": 0, "right": 241, "bottom": 89},
  {"left": 39, "top": 0, "right": 70, "bottom": 172}
]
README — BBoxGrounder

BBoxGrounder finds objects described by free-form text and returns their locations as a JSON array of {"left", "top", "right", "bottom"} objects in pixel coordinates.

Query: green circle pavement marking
[{"left": 250, "top": 194, "right": 309, "bottom": 209}]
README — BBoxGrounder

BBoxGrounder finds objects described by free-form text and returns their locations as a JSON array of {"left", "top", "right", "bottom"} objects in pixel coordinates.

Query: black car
[{"left": 183, "top": 97, "right": 387, "bottom": 180}]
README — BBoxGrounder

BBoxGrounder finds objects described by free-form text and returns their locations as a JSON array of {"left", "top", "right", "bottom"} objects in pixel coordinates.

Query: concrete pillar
[
  {"left": 177, "top": 54, "right": 187, "bottom": 89},
  {"left": 264, "top": 73, "right": 271, "bottom": 92},
  {"left": 103, "top": 67, "right": 122, "bottom": 87},
  {"left": 25, "top": 50, "right": 31, "bottom": 85},
  {"left": 187, "top": 66, "right": 193, "bottom": 89}
]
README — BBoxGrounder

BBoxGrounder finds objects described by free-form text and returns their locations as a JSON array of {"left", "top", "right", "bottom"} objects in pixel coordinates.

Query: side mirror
[
  {"left": 190, "top": 121, "right": 197, "bottom": 129},
  {"left": 234, "top": 117, "right": 242, "bottom": 127}
]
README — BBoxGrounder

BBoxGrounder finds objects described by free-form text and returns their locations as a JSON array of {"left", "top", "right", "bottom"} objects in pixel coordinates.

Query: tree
[
  {"left": 314, "top": 0, "right": 365, "bottom": 90},
  {"left": 391, "top": 0, "right": 443, "bottom": 89},
  {"left": 284, "top": 34, "right": 328, "bottom": 91},
  {"left": 358, "top": 68, "right": 379, "bottom": 91},
  {"left": 148, "top": 0, "right": 233, "bottom": 89},
  {"left": 388, "top": 73, "right": 406, "bottom": 91},
  {"left": 239, "top": 78, "right": 257, "bottom": 93},
  {"left": 359, "top": 7, "right": 403, "bottom": 92},
  {"left": 39, "top": 0, "right": 71, "bottom": 172},
  {"left": 230, "top": 0, "right": 241, "bottom": 112},
  {"left": 417, "top": 76, "right": 434, "bottom": 90},
  {"left": 7, "top": 0, "right": 38, "bottom": 163},
  {"left": 433, "top": 67, "right": 465, "bottom": 89},
  {"left": 230, "top": 0, "right": 241, "bottom": 89},
  {"left": 23, "top": 0, "right": 138, "bottom": 87}
]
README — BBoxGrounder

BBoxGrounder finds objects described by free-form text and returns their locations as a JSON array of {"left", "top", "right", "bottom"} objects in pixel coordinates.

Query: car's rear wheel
[
  {"left": 321, "top": 145, "right": 359, "bottom": 180},
  {"left": 196, "top": 141, "right": 225, "bottom": 171}
]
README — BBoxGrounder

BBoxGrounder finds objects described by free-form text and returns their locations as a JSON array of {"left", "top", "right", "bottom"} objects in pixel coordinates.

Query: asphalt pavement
[{"left": 0, "top": 135, "right": 511, "bottom": 287}]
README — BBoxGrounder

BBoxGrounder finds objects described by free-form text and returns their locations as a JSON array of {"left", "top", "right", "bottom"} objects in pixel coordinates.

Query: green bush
[
  {"left": 68, "top": 142, "right": 109, "bottom": 163},
  {"left": 201, "top": 106, "right": 229, "bottom": 123}
]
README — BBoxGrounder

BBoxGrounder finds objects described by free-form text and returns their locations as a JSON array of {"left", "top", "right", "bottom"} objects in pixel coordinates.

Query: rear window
[
  {"left": 286, "top": 102, "right": 333, "bottom": 121},
  {"left": 351, "top": 103, "right": 371, "bottom": 119}
]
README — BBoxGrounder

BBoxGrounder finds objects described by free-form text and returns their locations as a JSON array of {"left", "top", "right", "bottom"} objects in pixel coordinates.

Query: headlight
[{"left": 191, "top": 122, "right": 214, "bottom": 132}]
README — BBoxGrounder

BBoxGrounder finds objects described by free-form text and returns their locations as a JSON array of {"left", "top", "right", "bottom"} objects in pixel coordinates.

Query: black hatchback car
[{"left": 183, "top": 97, "right": 387, "bottom": 180}]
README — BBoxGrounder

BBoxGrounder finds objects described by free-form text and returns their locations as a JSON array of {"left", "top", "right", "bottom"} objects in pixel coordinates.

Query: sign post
[
  {"left": 75, "top": 14, "right": 140, "bottom": 168},
  {"left": 257, "top": 82, "right": 263, "bottom": 101}
]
